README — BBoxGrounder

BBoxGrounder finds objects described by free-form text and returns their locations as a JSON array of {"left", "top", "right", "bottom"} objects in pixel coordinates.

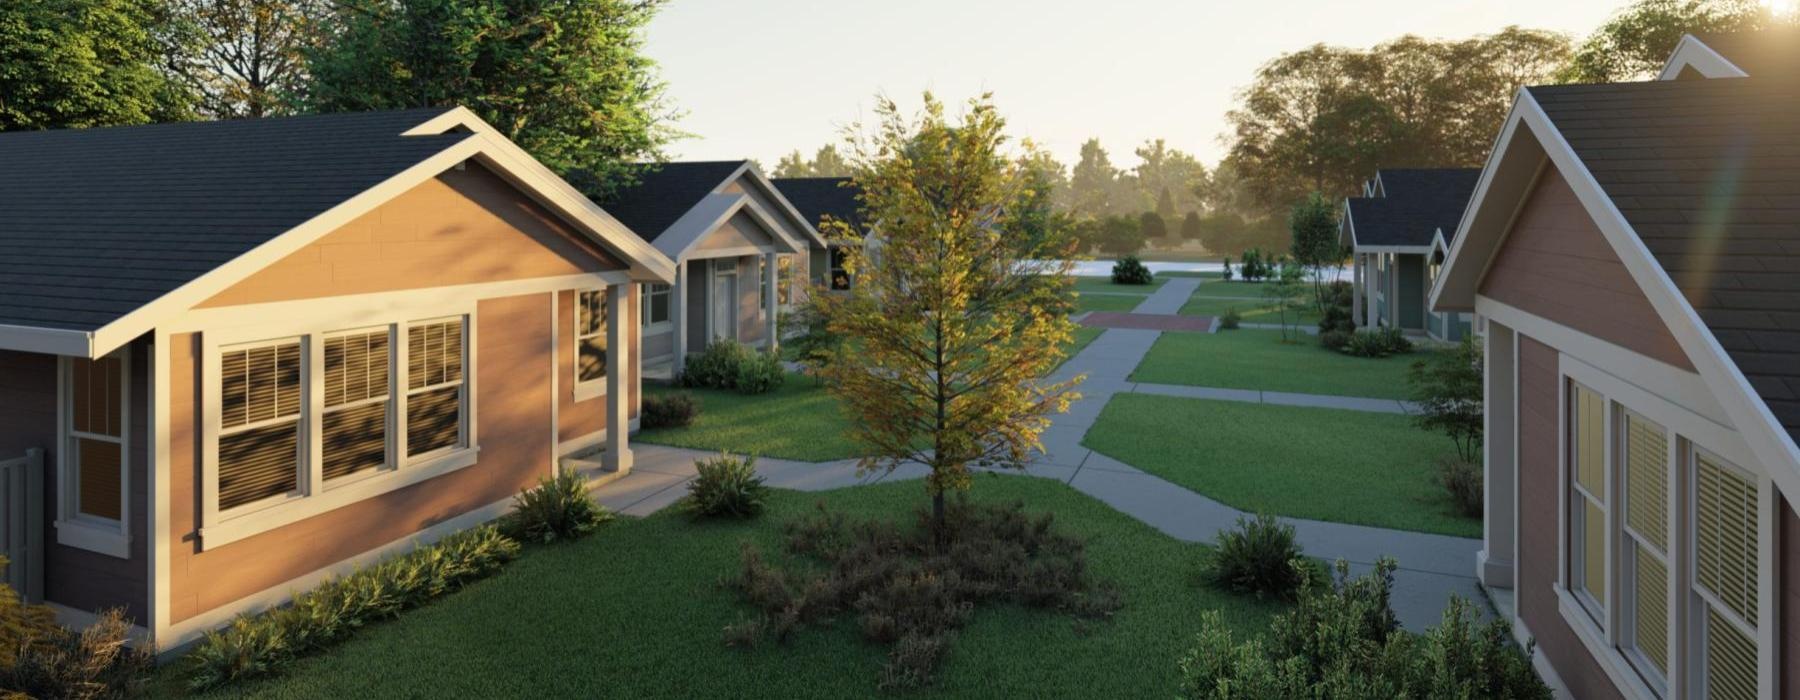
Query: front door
[{"left": 712, "top": 265, "right": 737, "bottom": 341}]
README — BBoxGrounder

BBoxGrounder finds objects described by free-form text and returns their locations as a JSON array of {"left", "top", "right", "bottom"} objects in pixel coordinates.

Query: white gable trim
[
  {"left": 1657, "top": 34, "right": 1749, "bottom": 80},
  {"left": 7, "top": 107, "right": 676, "bottom": 359},
  {"left": 654, "top": 194, "right": 804, "bottom": 262},
  {"left": 731, "top": 162, "right": 828, "bottom": 250},
  {"left": 1431, "top": 88, "right": 1800, "bottom": 504}
]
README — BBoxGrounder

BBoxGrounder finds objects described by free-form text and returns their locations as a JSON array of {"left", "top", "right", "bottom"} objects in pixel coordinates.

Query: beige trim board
[{"left": 1657, "top": 34, "right": 1748, "bottom": 80}]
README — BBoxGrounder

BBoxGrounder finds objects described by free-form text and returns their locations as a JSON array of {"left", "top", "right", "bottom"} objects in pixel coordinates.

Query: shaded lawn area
[
  {"left": 1186, "top": 280, "right": 1271, "bottom": 298},
  {"left": 1156, "top": 270, "right": 1224, "bottom": 279},
  {"left": 1179, "top": 296, "right": 1323, "bottom": 325},
  {"left": 1075, "top": 293, "right": 1142, "bottom": 314},
  {"left": 1130, "top": 329, "right": 1421, "bottom": 400},
  {"left": 637, "top": 373, "right": 863, "bottom": 462},
  {"left": 1072, "top": 275, "right": 1167, "bottom": 296},
  {"left": 168, "top": 478, "right": 1285, "bottom": 699},
  {"left": 1084, "top": 394, "right": 1476, "bottom": 538}
]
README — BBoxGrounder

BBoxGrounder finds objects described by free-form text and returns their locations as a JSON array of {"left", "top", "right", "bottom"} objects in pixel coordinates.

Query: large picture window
[
  {"left": 59, "top": 348, "right": 131, "bottom": 556},
  {"left": 218, "top": 339, "right": 304, "bottom": 511}
]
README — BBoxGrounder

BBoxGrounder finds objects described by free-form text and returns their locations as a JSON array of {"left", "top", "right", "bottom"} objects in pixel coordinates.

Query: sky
[{"left": 643, "top": 0, "right": 1630, "bottom": 170}]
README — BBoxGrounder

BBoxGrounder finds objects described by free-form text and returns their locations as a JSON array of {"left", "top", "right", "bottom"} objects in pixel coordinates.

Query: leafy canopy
[
  {"left": 0, "top": 0, "right": 194, "bottom": 130},
  {"left": 303, "top": 0, "right": 681, "bottom": 196},
  {"left": 1561, "top": 0, "right": 1784, "bottom": 83},
  {"left": 814, "top": 93, "right": 1083, "bottom": 529}
]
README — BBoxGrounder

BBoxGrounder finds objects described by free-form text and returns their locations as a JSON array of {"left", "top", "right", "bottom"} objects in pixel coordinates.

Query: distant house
[
  {"left": 1431, "top": 75, "right": 1800, "bottom": 698},
  {"left": 0, "top": 107, "right": 675, "bottom": 652},
  {"left": 1339, "top": 168, "right": 1479, "bottom": 342},
  {"left": 1660, "top": 28, "right": 1800, "bottom": 79},
  {"left": 771, "top": 176, "right": 866, "bottom": 292},
  {"left": 596, "top": 162, "right": 825, "bottom": 377}
]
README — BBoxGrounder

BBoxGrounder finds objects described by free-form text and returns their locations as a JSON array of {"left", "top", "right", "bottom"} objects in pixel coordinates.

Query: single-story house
[
  {"left": 771, "top": 176, "right": 866, "bottom": 292},
  {"left": 0, "top": 106, "right": 675, "bottom": 652},
  {"left": 595, "top": 162, "right": 825, "bottom": 377},
  {"left": 1431, "top": 74, "right": 1800, "bottom": 699},
  {"left": 1660, "top": 28, "right": 1799, "bottom": 80},
  {"left": 1340, "top": 168, "right": 1480, "bottom": 342}
]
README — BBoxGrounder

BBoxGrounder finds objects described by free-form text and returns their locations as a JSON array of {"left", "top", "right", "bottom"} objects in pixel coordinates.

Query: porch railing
[{"left": 0, "top": 448, "right": 45, "bottom": 602}]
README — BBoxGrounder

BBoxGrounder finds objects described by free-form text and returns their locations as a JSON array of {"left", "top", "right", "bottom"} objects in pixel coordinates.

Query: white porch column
[
  {"left": 1479, "top": 319, "right": 1517, "bottom": 591},
  {"left": 764, "top": 252, "right": 780, "bottom": 352},
  {"left": 672, "top": 262, "right": 688, "bottom": 376},
  {"left": 1351, "top": 254, "right": 1364, "bottom": 326},
  {"left": 604, "top": 282, "right": 633, "bottom": 473},
  {"left": 1365, "top": 254, "right": 1380, "bottom": 328}
]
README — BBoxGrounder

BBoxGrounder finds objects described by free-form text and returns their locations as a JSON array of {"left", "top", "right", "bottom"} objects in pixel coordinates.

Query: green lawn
[
  {"left": 1185, "top": 280, "right": 1272, "bottom": 298},
  {"left": 1072, "top": 275, "right": 1167, "bottom": 296},
  {"left": 1075, "top": 293, "right": 1142, "bottom": 314},
  {"left": 164, "top": 478, "right": 1285, "bottom": 698},
  {"left": 1130, "top": 329, "right": 1422, "bottom": 400},
  {"left": 1157, "top": 270, "right": 1224, "bottom": 279},
  {"left": 1084, "top": 394, "right": 1475, "bottom": 538},
  {"left": 1179, "top": 297, "right": 1323, "bottom": 325},
  {"left": 637, "top": 374, "right": 863, "bottom": 462}
]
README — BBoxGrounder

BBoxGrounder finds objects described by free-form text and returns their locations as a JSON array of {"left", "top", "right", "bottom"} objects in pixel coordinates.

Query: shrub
[
  {"left": 1201, "top": 513, "right": 1310, "bottom": 600},
  {"left": 641, "top": 392, "right": 700, "bottom": 430},
  {"left": 1221, "top": 259, "right": 1234, "bottom": 281},
  {"left": 1218, "top": 307, "right": 1241, "bottom": 330},
  {"left": 723, "top": 499, "right": 1120, "bottom": 688},
  {"left": 1437, "top": 457, "right": 1483, "bottom": 518},
  {"left": 1315, "top": 280, "right": 1356, "bottom": 348},
  {"left": 1339, "top": 327, "right": 1413, "bottom": 358},
  {"left": 0, "top": 558, "right": 149, "bottom": 699},
  {"left": 504, "top": 470, "right": 614, "bottom": 543},
  {"left": 685, "top": 453, "right": 769, "bottom": 519},
  {"left": 680, "top": 340, "right": 785, "bottom": 394},
  {"left": 1318, "top": 329, "right": 1350, "bottom": 350},
  {"left": 1410, "top": 336, "right": 1484, "bottom": 463},
  {"left": 1178, "top": 559, "right": 1548, "bottom": 699},
  {"left": 185, "top": 525, "right": 519, "bottom": 690},
  {"left": 1111, "top": 255, "right": 1154, "bottom": 285}
]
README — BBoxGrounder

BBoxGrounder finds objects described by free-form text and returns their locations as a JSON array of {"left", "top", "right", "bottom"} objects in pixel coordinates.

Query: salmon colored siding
[
  {"left": 167, "top": 293, "right": 555, "bottom": 623},
  {"left": 554, "top": 289, "right": 641, "bottom": 448},
  {"left": 1479, "top": 168, "right": 1693, "bottom": 371},
  {"left": 198, "top": 164, "right": 622, "bottom": 308},
  {"left": 1516, "top": 334, "right": 1627, "bottom": 700}
]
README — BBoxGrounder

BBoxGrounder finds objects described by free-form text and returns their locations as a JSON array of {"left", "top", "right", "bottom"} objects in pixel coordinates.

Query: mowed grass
[
  {"left": 1084, "top": 394, "right": 1475, "bottom": 538},
  {"left": 1130, "top": 329, "right": 1422, "bottom": 400},
  {"left": 1179, "top": 296, "right": 1323, "bottom": 325},
  {"left": 165, "top": 478, "right": 1285, "bottom": 699},
  {"left": 1185, "top": 280, "right": 1272, "bottom": 298},
  {"left": 1075, "top": 293, "right": 1143, "bottom": 314},
  {"left": 1072, "top": 275, "right": 1167, "bottom": 296},
  {"left": 637, "top": 373, "right": 864, "bottom": 462}
]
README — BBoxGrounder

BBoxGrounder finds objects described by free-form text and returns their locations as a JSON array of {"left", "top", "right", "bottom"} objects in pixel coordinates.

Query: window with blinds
[
  {"left": 1694, "top": 452, "right": 1759, "bottom": 700},
  {"left": 219, "top": 340, "right": 303, "bottom": 511},
  {"left": 67, "top": 353, "right": 126, "bottom": 523},
  {"left": 1621, "top": 412, "right": 1670, "bottom": 686},
  {"left": 407, "top": 319, "right": 465, "bottom": 457},
  {"left": 642, "top": 284, "right": 670, "bottom": 326},
  {"left": 323, "top": 329, "right": 391, "bottom": 482},
  {"left": 577, "top": 289, "right": 608, "bottom": 385},
  {"left": 1569, "top": 382, "right": 1608, "bottom": 616}
]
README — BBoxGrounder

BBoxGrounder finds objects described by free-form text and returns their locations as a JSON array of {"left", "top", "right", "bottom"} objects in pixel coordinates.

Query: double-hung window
[
  {"left": 829, "top": 247, "right": 850, "bottom": 291},
  {"left": 207, "top": 313, "right": 474, "bottom": 548},
  {"left": 1691, "top": 451, "right": 1760, "bottom": 700},
  {"left": 58, "top": 349, "right": 130, "bottom": 556},
  {"left": 1621, "top": 411, "right": 1671, "bottom": 689},
  {"left": 777, "top": 255, "right": 795, "bottom": 306},
  {"left": 641, "top": 284, "right": 671, "bottom": 329},
  {"left": 1569, "top": 381, "right": 1608, "bottom": 621},
  {"left": 576, "top": 290, "right": 608, "bottom": 395}
]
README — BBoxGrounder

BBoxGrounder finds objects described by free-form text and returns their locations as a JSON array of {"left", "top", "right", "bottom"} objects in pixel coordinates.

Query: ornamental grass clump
[
  {"left": 0, "top": 556, "right": 148, "bottom": 699},
  {"left": 504, "top": 470, "right": 615, "bottom": 543},
  {"left": 1200, "top": 513, "right": 1311, "bottom": 600},
  {"left": 683, "top": 453, "right": 769, "bottom": 520},
  {"left": 184, "top": 525, "right": 518, "bottom": 691},
  {"left": 721, "top": 499, "right": 1120, "bottom": 689}
]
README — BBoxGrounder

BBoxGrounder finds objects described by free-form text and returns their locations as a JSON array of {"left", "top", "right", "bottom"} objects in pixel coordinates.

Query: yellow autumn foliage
[{"left": 0, "top": 556, "right": 58, "bottom": 670}]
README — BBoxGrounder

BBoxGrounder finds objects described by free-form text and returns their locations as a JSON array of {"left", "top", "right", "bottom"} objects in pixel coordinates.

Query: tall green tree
[
  {"left": 163, "top": 0, "right": 323, "bottom": 117},
  {"left": 772, "top": 143, "right": 852, "bottom": 178},
  {"left": 1180, "top": 210, "right": 1204, "bottom": 243},
  {"left": 1133, "top": 138, "right": 1208, "bottom": 216},
  {"left": 1287, "top": 192, "right": 1342, "bottom": 311},
  {"left": 1139, "top": 211, "right": 1169, "bottom": 248},
  {"left": 1097, "top": 215, "right": 1146, "bottom": 257},
  {"left": 1068, "top": 138, "right": 1121, "bottom": 220},
  {"left": 1560, "top": 0, "right": 1778, "bottom": 82},
  {"left": 304, "top": 0, "right": 681, "bottom": 195},
  {"left": 814, "top": 93, "right": 1082, "bottom": 537},
  {"left": 0, "top": 0, "right": 194, "bottom": 130}
]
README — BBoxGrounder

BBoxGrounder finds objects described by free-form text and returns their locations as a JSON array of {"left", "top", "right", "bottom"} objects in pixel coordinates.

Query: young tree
[
  {"left": 814, "top": 93, "right": 1083, "bottom": 539},
  {"left": 1287, "top": 192, "right": 1343, "bottom": 312},
  {"left": 163, "top": 0, "right": 323, "bottom": 118},
  {"left": 303, "top": 0, "right": 680, "bottom": 196},
  {"left": 1262, "top": 262, "right": 1308, "bottom": 343},
  {"left": 1409, "top": 336, "right": 1484, "bottom": 464},
  {"left": 0, "top": 0, "right": 194, "bottom": 130}
]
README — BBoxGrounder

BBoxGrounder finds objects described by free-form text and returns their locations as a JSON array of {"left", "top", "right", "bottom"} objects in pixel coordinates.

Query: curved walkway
[{"left": 598, "top": 274, "right": 1483, "bottom": 632}]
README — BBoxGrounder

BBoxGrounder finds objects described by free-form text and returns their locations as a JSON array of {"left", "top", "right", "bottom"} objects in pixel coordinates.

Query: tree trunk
[{"left": 932, "top": 489, "right": 947, "bottom": 551}]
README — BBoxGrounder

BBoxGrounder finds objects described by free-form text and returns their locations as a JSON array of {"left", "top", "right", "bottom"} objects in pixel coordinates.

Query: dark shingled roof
[
  {"left": 593, "top": 161, "right": 746, "bottom": 243},
  {"left": 771, "top": 177, "right": 864, "bottom": 233},
  {"left": 1345, "top": 168, "right": 1481, "bottom": 247},
  {"left": 1692, "top": 29, "right": 1800, "bottom": 77},
  {"left": 1529, "top": 77, "right": 1800, "bottom": 443},
  {"left": 0, "top": 107, "right": 469, "bottom": 332}
]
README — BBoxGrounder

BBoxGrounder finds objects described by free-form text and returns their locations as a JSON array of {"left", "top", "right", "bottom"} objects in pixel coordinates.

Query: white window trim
[
  {"left": 1617, "top": 408, "right": 1673, "bottom": 696},
  {"left": 574, "top": 289, "right": 609, "bottom": 402},
  {"left": 319, "top": 326, "right": 395, "bottom": 490},
  {"left": 640, "top": 283, "right": 672, "bottom": 335},
  {"left": 199, "top": 303, "right": 480, "bottom": 551},
  {"left": 1683, "top": 446, "right": 1776, "bottom": 700},
  {"left": 1552, "top": 352, "right": 1777, "bottom": 700},
  {"left": 54, "top": 347, "right": 132, "bottom": 559}
]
